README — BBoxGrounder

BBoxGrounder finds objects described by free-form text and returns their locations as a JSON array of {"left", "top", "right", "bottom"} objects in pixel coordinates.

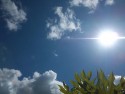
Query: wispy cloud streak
[
  {"left": 47, "top": 7, "right": 81, "bottom": 40},
  {"left": 0, "top": 0, "right": 27, "bottom": 31}
]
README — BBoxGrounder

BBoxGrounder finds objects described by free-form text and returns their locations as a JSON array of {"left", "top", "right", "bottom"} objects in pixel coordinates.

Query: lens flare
[{"left": 98, "top": 30, "right": 119, "bottom": 47}]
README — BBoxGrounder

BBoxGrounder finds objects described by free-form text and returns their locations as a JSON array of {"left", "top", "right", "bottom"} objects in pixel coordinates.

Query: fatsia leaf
[
  {"left": 59, "top": 69, "right": 125, "bottom": 94},
  {"left": 75, "top": 73, "right": 81, "bottom": 83},
  {"left": 87, "top": 71, "right": 92, "bottom": 80},
  {"left": 81, "top": 70, "right": 86, "bottom": 79},
  {"left": 58, "top": 85, "right": 68, "bottom": 94},
  {"left": 63, "top": 81, "right": 69, "bottom": 91},
  {"left": 108, "top": 72, "right": 115, "bottom": 84},
  {"left": 70, "top": 80, "right": 79, "bottom": 88}
]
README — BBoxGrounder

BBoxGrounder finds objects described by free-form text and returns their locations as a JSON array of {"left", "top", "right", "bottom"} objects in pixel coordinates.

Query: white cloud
[
  {"left": 47, "top": 7, "right": 81, "bottom": 40},
  {"left": 70, "top": 0, "right": 99, "bottom": 9},
  {"left": 47, "top": 25, "right": 63, "bottom": 40},
  {"left": 0, "top": 68, "right": 62, "bottom": 94},
  {"left": 0, "top": 0, "right": 27, "bottom": 31},
  {"left": 105, "top": 0, "right": 114, "bottom": 5},
  {"left": 70, "top": 0, "right": 115, "bottom": 9},
  {"left": 114, "top": 75, "right": 122, "bottom": 85},
  {"left": 114, "top": 75, "right": 125, "bottom": 85}
]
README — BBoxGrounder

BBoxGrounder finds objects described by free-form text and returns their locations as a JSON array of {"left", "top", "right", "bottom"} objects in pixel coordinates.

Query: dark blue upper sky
[{"left": 0, "top": 0, "right": 125, "bottom": 85}]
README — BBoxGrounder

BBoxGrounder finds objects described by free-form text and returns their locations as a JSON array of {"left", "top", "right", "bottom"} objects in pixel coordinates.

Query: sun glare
[{"left": 98, "top": 29, "right": 119, "bottom": 47}]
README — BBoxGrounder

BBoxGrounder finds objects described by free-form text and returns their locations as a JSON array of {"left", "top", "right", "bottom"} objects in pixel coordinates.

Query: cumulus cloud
[
  {"left": 114, "top": 75, "right": 122, "bottom": 85},
  {"left": 0, "top": 0, "right": 27, "bottom": 31},
  {"left": 114, "top": 75, "right": 125, "bottom": 85},
  {"left": 70, "top": 0, "right": 99, "bottom": 9},
  {"left": 105, "top": 0, "right": 114, "bottom": 5},
  {"left": 47, "top": 7, "right": 81, "bottom": 40},
  {"left": 0, "top": 68, "right": 62, "bottom": 94},
  {"left": 70, "top": 0, "right": 115, "bottom": 9}
]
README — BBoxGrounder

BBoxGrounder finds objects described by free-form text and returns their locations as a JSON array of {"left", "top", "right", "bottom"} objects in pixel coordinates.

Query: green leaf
[
  {"left": 63, "top": 81, "right": 69, "bottom": 91},
  {"left": 87, "top": 71, "right": 92, "bottom": 80},
  {"left": 70, "top": 80, "right": 79, "bottom": 88},
  {"left": 74, "top": 73, "right": 81, "bottom": 83},
  {"left": 58, "top": 85, "right": 67, "bottom": 94},
  {"left": 59, "top": 69, "right": 125, "bottom": 94},
  {"left": 108, "top": 72, "right": 115, "bottom": 84}
]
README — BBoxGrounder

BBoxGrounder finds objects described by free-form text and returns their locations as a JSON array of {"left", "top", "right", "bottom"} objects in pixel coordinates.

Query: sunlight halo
[{"left": 98, "top": 29, "right": 119, "bottom": 47}]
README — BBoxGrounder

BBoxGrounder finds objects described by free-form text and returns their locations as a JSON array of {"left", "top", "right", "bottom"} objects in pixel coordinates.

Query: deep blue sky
[{"left": 0, "top": 0, "right": 125, "bottom": 85}]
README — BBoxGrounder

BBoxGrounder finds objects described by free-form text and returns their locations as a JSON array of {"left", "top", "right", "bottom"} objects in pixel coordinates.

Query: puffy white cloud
[
  {"left": 105, "top": 0, "right": 114, "bottom": 5},
  {"left": 0, "top": 68, "right": 62, "bottom": 94},
  {"left": 114, "top": 75, "right": 125, "bottom": 85},
  {"left": 47, "top": 7, "right": 81, "bottom": 40},
  {"left": 47, "top": 25, "right": 63, "bottom": 40},
  {"left": 70, "top": 0, "right": 99, "bottom": 9},
  {"left": 114, "top": 75, "right": 122, "bottom": 85},
  {"left": 0, "top": 0, "right": 27, "bottom": 31},
  {"left": 70, "top": 0, "right": 115, "bottom": 9}
]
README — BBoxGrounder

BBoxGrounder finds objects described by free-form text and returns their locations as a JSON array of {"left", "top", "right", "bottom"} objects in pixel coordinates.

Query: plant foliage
[{"left": 59, "top": 70, "right": 125, "bottom": 94}]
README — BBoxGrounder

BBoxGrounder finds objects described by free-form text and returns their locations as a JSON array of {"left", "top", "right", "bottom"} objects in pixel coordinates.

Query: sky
[{"left": 0, "top": 0, "right": 125, "bottom": 94}]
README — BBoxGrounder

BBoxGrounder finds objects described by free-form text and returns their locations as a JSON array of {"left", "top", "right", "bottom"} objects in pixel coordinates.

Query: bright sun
[{"left": 98, "top": 29, "right": 119, "bottom": 47}]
